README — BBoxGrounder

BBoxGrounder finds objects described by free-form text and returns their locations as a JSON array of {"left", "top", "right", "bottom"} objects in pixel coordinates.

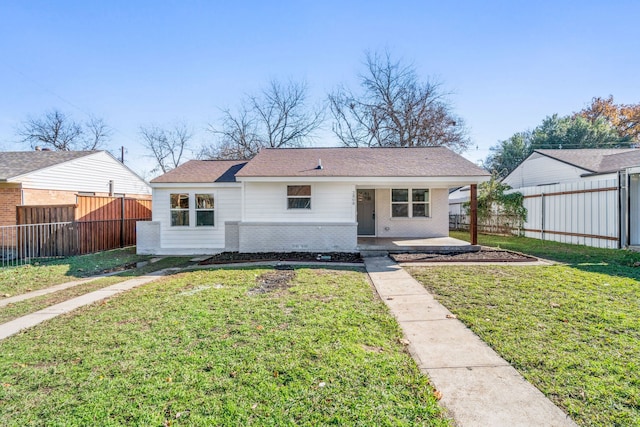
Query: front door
[{"left": 357, "top": 189, "right": 375, "bottom": 235}]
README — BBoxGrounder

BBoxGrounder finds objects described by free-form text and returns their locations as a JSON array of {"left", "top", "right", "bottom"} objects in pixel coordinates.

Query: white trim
[
  {"left": 390, "top": 188, "right": 432, "bottom": 219},
  {"left": 169, "top": 191, "right": 219, "bottom": 230},
  {"left": 285, "top": 184, "right": 313, "bottom": 211},
  {"left": 237, "top": 176, "right": 490, "bottom": 185}
]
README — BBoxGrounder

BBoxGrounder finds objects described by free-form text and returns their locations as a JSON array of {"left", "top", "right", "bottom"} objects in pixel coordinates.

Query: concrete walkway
[
  {"left": 364, "top": 256, "right": 577, "bottom": 427},
  {"left": 0, "top": 269, "right": 174, "bottom": 341}
]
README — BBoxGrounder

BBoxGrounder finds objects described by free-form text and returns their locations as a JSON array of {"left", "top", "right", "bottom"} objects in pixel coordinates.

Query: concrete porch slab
[{"left": 357, "top": 236, "right": 480, "bottom": 253}]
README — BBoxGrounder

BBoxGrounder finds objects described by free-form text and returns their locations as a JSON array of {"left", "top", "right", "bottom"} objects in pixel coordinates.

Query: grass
[
  {"left": 0, "top": 248, "right": 151, "bottom": 297},
  {"left": 0, "top": 257, "right": 193, "bottom": 324},
  {"left": 451, "top": 230, "right": 640, "bottom": 269},
  {"left": 408, "top": 233, "right": 640, "bottom": 426},
  {"left": 0, "top": 267, "right": 448, "bottom": 426}
]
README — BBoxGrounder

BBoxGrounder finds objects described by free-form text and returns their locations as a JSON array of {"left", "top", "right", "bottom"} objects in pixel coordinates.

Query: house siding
[
  {"left": 151, "top": 186, "right": 241, "bottom": 253},
  {"left": 15, "top": 152, "right": 151, "bottom": 197},
  {"left": 503, "top": 153, "right": 590, "bottom": 188},
  {"left": 242, "top": 182, "right": 355, "bottom": 222},
  {"left": 375, "top": 188, "right": 449, "bottom": 238}
]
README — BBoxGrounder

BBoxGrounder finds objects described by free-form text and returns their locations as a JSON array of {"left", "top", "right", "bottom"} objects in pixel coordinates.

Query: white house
[{"left": 138, "top": 147, "right": 490, "bottom": 255}]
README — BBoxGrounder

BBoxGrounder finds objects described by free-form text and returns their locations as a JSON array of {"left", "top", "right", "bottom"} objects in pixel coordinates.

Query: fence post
[
  {"left": 121, "top": 196, "right": 125, "bottom": 248},
  {"left": 470, "top": 184, "right": 478, "bottom": 245},
  {"left": 541, "top": 193, "right": 545, "bottom": 241}
]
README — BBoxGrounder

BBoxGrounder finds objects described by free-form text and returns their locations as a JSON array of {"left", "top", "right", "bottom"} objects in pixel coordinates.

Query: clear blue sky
[{"left": 1, "top": 0, "right": 638, "bottom": 178}]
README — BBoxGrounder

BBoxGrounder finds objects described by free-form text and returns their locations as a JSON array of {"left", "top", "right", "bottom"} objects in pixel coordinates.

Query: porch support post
[{"left": 470, "top": 184, "right": 478, "bottom": 245}]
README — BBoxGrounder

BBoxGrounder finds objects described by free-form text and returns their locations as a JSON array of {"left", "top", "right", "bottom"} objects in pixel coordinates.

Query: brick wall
[
  {"left": 22, "top": 189, "right": 80, "bottom": 205},
  {"left": 0, "top": 187, "right": 22, "bottom": 227},
  {"left": 238, "top": 222, "right": 358, "bottom": 252}
]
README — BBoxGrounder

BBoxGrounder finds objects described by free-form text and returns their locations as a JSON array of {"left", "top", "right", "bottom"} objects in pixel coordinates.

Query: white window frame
[
  {"left": 195, "top": 193, "right": 215, "bottom": 227},
  {"left": 286, "top": 185, "right": 312, "bottom": 210},
  {"left": 170, "top": 193, "right": 190, "bottom": 227},
  {"left": 390, "top": 188, "right": 431, "bottom": 218}
]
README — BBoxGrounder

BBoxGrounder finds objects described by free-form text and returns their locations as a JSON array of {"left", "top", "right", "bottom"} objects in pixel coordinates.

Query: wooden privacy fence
[{"left": 11, "top": 196, "right": 152, "bottom": 261}]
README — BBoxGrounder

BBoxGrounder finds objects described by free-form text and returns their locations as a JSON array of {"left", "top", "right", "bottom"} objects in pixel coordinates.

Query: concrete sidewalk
[
  {"left": 364, "top": 256, "right": 577, "bottom": 427},
  {"left": 0, "top": 269, "right": 174, "bottom": 341}
]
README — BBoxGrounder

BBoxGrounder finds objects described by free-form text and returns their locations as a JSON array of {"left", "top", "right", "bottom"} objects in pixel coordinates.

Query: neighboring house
[
  {"left": 502, "top": 148, "right": 640, "bottom": 188},
  {"left": 0, "top": 150, "right": 151, "bottom": 228},
  {"left": 138, "top": 147, "right": 490, "bottom": 255},
  {"left": 449, "top": 148, "right": 640, "bottom": 248}
]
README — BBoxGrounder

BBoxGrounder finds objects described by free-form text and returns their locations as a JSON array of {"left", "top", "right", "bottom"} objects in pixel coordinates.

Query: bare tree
[
  {"left": 329, "top": 51, "right": 469, "bottom": 152},
  {"left": 84, "top": 116, "right": 112, "bottom": 150},
  {"left": 18, "top": 109, "right": 110, "bottom": 151},
  {"left": 202, "top": 79, "right": 324, "bottom": 160},
  {"left": 140, "top": 123, "right": 192, "bottom": 174}
]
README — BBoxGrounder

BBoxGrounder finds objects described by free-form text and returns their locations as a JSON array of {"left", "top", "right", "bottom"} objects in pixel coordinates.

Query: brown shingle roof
[
  {"left": 535, "top": 149, "right": 640, "bottom": 173},
  {"left": 235, "top": 147, "right": 489, "bottom": 177},
  {"left": 0, "top": 151, "right": 97, "bottom": 180},
  {"left": 150, "top": 160, "right": 248, "bottom": 183}
]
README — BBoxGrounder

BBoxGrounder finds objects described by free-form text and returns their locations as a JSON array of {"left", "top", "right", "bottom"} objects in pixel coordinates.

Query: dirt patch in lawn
[
  {"left": 391, "top": 247, "right": 538, "bottom": 263},
  {"left": 249, "top": 270, "right": 296, "bottom": 294},
  {"left": 200, "top": 252, "right": 363, "bottom": 265}
]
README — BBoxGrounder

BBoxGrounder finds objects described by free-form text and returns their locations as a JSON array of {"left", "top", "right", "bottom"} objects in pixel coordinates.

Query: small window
[
  {"left": 196, "top": 194, "right": 215, "bottom": 226},
  {"left": 170, "top": 193, "right": 189, "bottom": 226},
  {"left": 391, "top": 189, "right": 409, "bottom": 217},
  {"left": 287, "top": 185, "right": 311, "bottom": 209}
]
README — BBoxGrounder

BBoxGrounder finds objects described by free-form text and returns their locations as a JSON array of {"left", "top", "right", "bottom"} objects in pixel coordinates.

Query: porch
[{"left": 357, "top": 236, "right": 480, "bottom": 253}]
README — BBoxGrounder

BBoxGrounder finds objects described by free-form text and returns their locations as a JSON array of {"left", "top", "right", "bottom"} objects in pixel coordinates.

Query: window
[
  {"left": 287, "top": 185, "right": 311, "bottom": 209},
  {"left": 196, "top": 194, "right": 215, "bottom": 226},
  {"left": 391, "top": 189, "right": 409, "bottom": 217},
  {"left": 391, "top": 188, "right": 430, "bottom": 218},
  {"left": 412, "top": 189, "right": 430, "bottom": 217},
  {"left": 170, "top": 193, "right": 189, "bottom": 226}
]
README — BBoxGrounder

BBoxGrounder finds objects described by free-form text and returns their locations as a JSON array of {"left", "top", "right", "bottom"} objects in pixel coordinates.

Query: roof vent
[{"left": 316, "top": 159, "right": 323, "bottom": 170}]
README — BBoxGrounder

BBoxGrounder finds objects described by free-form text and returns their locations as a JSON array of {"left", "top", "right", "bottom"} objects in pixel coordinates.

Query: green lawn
[
  {"left": 409, "top": 233, "right": 640, "bottom": 426},
  {"left": 0, "top": 257, "right": 194, "bottom": 324},
  {"left": 0, "top": 248, "right": 151, "bottom": 297},
  {"left": 0, "top": 267, "right": 448, "bottom": 426}
]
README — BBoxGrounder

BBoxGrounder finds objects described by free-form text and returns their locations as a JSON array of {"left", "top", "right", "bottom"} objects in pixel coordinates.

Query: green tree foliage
[
  {"left": 530, "top": 114, "right": 625, "bottom": 149},
  {"left": 464, "top": 174, "right": 527, "bottom": 234},
  {"left": 485, "top": 112, "right": 632, "bottom": 178},
  {"left": 484, "top": 132, "right": 530, "bottom": 178}
]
